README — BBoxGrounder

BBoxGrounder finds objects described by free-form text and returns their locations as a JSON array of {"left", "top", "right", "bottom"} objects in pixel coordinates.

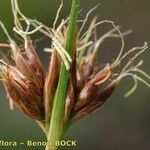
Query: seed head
[{"left": 0, "top": 0, "right": 149, "bottom": 133}]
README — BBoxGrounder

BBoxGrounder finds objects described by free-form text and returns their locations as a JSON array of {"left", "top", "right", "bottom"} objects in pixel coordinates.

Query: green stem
[{"left": 46, "top": 0, "right": 79, "bottom": 150}]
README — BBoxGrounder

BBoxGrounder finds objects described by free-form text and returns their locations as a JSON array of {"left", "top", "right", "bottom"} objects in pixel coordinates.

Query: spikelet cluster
[{"left": 0, "top": 0, "right": 149, "bottom": 132}]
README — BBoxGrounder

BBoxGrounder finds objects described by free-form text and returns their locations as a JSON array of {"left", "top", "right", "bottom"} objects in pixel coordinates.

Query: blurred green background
[{"left": 0, "top": 0, "right": 150, "bottom": 150}]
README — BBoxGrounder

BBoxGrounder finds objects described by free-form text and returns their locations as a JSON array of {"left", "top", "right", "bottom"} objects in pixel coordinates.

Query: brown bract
[{"left": 44, "top": 50, "right": 60, "bottom": 125}]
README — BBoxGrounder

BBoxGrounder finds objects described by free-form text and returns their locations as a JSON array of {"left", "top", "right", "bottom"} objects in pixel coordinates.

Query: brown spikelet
[
  {"left": 72, "top": 80, "right": 117, "bottom": 123},
  {"left": 74, "top": 64, "right": 111, "bottom": 111},
  {"left": 0, "top": 40, "right": 45, "bottom": 121},
  {"left": 10, "top": 65, "right": 44, "bottom": 119},
  {"left": 3, "top": 78, "right": 43, "bottom": 120},
  {"left": 44, "top": 50, "right": 60, "bottom": 124},
  {"left": 64, "top": 80, "right": 74, "bottom": 123}
]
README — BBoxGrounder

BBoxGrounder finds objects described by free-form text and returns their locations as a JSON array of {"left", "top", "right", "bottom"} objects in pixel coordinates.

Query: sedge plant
[{"left": 0, "top": 0, "right": 150, "bottom": 150}]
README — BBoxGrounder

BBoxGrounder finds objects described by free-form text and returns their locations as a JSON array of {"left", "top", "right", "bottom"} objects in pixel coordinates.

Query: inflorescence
[{"left": 0, "top": 0, "right": 149, "bottom": 134}]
